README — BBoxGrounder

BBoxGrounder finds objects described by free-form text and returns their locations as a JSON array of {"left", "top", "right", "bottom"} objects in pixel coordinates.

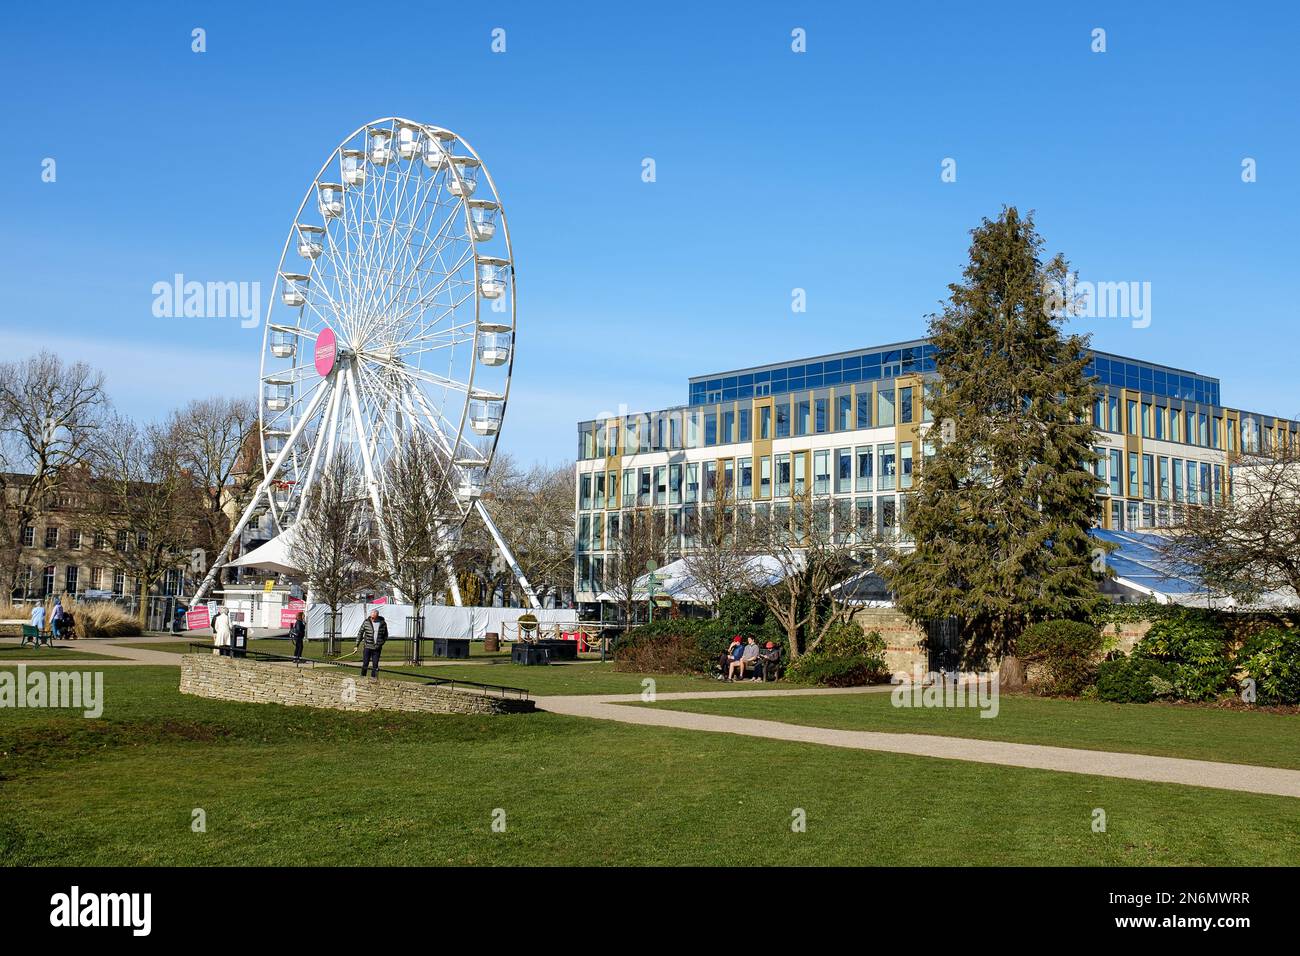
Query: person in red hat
[
  {"left": 718, "top": 635, "right": 744, "bottom": 680},
  {"left": 758, "top": 640, "right": 781, "bottom": 681}
]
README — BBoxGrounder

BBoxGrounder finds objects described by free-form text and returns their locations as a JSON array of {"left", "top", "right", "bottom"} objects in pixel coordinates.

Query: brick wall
[
  {"left": 851, "top": 606, "right": 927, "bottom": 676},
  {"left": 179, "top": 654, "right": 534, "bottom": 715}
]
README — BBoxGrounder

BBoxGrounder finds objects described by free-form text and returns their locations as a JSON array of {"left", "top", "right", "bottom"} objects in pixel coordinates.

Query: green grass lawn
[
  {"left": 641, "top": 691, "right": 1300, "bottom": 770},
  {"left": 1, "top": 667, "right": 1297, "bottom": 866},
  {"left": 0, "top": 643, "right": 119, "bottom": 661}
]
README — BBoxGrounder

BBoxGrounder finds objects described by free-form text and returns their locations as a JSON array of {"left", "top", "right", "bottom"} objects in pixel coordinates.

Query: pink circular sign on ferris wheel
[{"left": 314, "top": 327, "right": 337, "bottom": 377}]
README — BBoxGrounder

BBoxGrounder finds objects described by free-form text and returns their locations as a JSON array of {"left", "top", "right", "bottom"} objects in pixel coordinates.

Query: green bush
[
  {"left": 1016, "top": 620, "right": 1103, "bottom": 697},
  {"left": 1095, "top": 655, "right": 1178, "bottom": 703},
  {"left": 1131, "top": 609, "right": 1234, "bottom": 701},
  {"left": 1236, "top": 627, "right": 1300, "bottom": 705},
  {"left": 787, "top": 623, "right": 887, "bottom": 687},
  {"left": 615, "top": 613, "right": 786, "bottom": 675}
]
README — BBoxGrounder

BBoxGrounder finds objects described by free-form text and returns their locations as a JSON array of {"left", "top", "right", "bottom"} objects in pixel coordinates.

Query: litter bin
[
  {"left": 231, "top": 624, "right": 249, "bottom": 659},
  {"left": 484, "top": 632, "right": 499, "bottom": 653}
]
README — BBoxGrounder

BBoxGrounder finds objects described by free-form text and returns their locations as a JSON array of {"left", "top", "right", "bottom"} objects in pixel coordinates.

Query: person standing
[
  {"left": 289, "top": 611, "right": 306, "bottom": 661},
  {"left": 29, "top": 602, "right": 46, "bottom": 634},
  {"left": 51, "top": 598, "right": 65, "bottom": 639},
  {"left": 212, "top": 607, "right": 233, "bottom": 656},
  {"left": 355, "top": 608, "right": 388, "bottom": 680}
]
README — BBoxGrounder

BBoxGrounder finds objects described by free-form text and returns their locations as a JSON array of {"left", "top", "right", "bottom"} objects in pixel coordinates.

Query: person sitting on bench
[
  {"left": 717, "top": 636, "right": 742, "bottom": 679},
  {"left": 757, "top": 641, "right": 781, "bottom": 680},
  {"left": 728, "top": 636, "right": 761, "bottom": 681}
]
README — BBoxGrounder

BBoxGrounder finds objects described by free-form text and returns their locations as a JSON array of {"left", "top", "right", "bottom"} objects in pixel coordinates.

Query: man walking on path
[{"left": 356, "top": 608, "right": 388, "bottom": 680}]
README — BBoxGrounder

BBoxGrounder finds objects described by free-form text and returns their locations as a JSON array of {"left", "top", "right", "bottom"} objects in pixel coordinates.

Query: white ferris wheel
[{"left": 194, "top": 117, "right": 538, "bottom": 608}]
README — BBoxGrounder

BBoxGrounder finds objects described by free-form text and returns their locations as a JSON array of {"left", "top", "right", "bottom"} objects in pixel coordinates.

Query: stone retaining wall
[
  {"left": 850, "top": 606, "right": 928, "bottom": 676},
  {"left": 179, "top": 654, "right": 534, "bottom": 715}
]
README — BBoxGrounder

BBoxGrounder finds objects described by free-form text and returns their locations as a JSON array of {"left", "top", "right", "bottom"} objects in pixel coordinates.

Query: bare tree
[
  {"left": 749, "top": 495, "right": 878, "bottom": 660},
  {"left": 605, "top": 508, "right": 669, "bottom": 625},
  {"left": 484, "top": 454, "right": 576, "bottom": 606},
  {"left": 681, "top": 486, "right": 757, "bottom": 615},
  {"left": 86, "top": 414, "right": 207, "bottom": 623},
  {"left": 1164, "top": 443, "right": 1300, "bottom": 604},
  {"left": 286, "top": 454, "right": 381, "bottom": 653},
  {"left": 167, "top": 396, "right": 261, "bottom": 559},
  {"left": 0, "top": 352, "right": 108, "bottom": 595},
  {"left": 378, "top": 435, "right": 457, "bottom": 653}
]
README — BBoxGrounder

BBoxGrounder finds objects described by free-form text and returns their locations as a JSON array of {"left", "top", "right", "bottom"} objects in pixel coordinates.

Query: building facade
[{"left": 573, "top": 338, "right": 1296, "bottom": 607}]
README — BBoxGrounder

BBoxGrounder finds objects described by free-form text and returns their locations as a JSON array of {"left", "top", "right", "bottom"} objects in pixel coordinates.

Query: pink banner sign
[
  {"left": 186, "top": 606, "right": 211, "bottom": 631},
  {"left": 280, "top": 598, "right": 306, "bottom": 628},
  {"left": 369, "top": 597, "right": 388, "bottom": 605},
  {"left": 314, "top": 327, "right": 337, "bottom": 377}
]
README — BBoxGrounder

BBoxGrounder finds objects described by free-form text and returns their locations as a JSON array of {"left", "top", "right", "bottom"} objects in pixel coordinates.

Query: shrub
[
  {"left": 68, "top": 600, "right": 142, "bottom": 638},
  {"left": 1131, "top": 609, "right": 1233, "bottom": 701},
  {"left": 787, "top": 623, "right": 887, "bottom": 687},
  {"left": 1095, "top": 655, "right": 1178, "bottom": 703},
  {"left": 1236, "top": 626, "right": 1300, "bottom": 705},
  {"left": 614, "top": 615, "right": 787, "bottom": 675},
  {"left": 1016, "top": 620, "right": 1103, "bottom": 697}
]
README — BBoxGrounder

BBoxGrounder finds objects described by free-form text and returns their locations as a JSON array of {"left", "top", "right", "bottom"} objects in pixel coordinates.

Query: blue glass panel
[
  {"left": 823, "top": 369, "right": 842, "bottom": 386},
  {"left": 723, "top": 376, "right": 737, "bottom": 390},
  {"left": 755, "top": 370, "right": 771, "bottom": 382},
  {"left": 739, "top": 373, "right": 753, "bottom": 386},
  {"left": 788, "top": 377, "right": 805, "bottom": 391},
  {"left": 806, "top": 373, "right": 823, "bottom": 388},
  {"left": 883, "top": 350, "right": 901, "bottom": 363},
  {"left": 863, "top": 365, "right": 880, "bottom": 380},
  {"left": 739, "top": 383, "right": 753, "bottom": 399},
  {"left": 806, "top": 362, "right": 823, "bottom": 375},
  {"left": 843, "top": 355, "right": 862, "bottom": 369},
  {"left": 770, "top": 368, "right": 787, "bottom": 382},
  {"left": 863, "top": 352, "right": 882, "bottom": 366}
]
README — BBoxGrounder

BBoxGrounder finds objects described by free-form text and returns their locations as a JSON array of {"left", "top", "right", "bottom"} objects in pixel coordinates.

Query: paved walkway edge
[{"left": 535, "top": 694, "right": 1300, "bottom": 799}]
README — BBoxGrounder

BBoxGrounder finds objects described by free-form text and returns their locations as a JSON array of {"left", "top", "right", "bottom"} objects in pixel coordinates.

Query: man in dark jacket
[{"left": 356, "top": 608, "right": 388, "bottom": 679}]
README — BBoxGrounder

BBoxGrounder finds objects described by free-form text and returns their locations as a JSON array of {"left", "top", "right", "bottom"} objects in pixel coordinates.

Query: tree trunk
[{"left": 997, "top": 655, "right": 1026, "bottom": 693}]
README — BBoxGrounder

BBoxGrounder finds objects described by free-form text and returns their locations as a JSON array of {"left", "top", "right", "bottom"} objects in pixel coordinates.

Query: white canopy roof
[
  {"left": 226, "top": 528, "right": 302, "bottom": 576},
  {"left": 596, "top": 554, "right": 796, "bottom": 604}
]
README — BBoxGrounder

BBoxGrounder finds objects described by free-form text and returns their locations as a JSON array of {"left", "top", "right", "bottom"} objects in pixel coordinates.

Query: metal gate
[{"left": 926, "top": 617, "right": 962, "bottom": 674}]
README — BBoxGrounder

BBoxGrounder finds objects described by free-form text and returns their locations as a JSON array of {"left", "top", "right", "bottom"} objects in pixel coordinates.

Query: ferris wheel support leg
[
  {"left": 191, "top": 382, "right": 330, "bottom": 606},
  {"left": 444, "top": 553, "right": 463, "bottom": 607},
  {"left": 473, "top": 498, "right": 541, "bottom": 610},
  {"left": 344, "top": 366, "right": 399, "bottom": 576}
]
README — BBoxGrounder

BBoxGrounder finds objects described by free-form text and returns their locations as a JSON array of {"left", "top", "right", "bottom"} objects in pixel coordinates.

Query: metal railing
[{"left": 186, "top": 642, "right": 529, "bottom": 700}]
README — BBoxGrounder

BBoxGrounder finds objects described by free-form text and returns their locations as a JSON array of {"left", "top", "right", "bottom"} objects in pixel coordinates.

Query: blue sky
[{"left": 2, "top": 0, "right": 1296, "bottom": 466}]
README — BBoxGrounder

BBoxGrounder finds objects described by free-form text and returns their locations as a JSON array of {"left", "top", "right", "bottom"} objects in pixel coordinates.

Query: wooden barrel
[{"left": 484, "top": 632, "right": 500, "bottom": 653}]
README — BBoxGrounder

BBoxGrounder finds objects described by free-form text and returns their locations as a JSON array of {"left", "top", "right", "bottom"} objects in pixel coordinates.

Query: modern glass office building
[{"left": 573, "top": 338, "right": 1293, "bottom": 602}]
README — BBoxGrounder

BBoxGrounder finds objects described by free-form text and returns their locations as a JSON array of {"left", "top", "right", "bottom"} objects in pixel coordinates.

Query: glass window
[
  {"left": 1185, "top": 460, "right": 1198, "bottom": 502},
  {"left": 856, "top": 391, "right": 871, "bottom": 428},
  {"left": 1107, "top": 395, "right": 1120, "bottom": 433},
  {"left": 1127, "top": 500, "right": 1141, "bottom": 529},
  {"left": 837, "top": 394, "right": 852, "bottom": 431},
  {"left": 1154, "top": 406, "right": 1166, "bottom": 441},
  {"left": 704, "top": 461, "right": 717, "bottom": 501},
  {"left": 796, "top": 399, "right": 810, "bottom": 437},
  {"left": 758, "top": 405, "right": 771, "bottom": 439},
  {"left": 1141, "top": 454, "right": 1153, "bottom": 500},
  {"left": 856, "top": 445, "right": 874, "bottom": 492},
  {"left": 1200, "top": 462, "right": 1211, "bottom": 505},
  {"left": 793, "top": 453, "right": 807, "bottom": 496},
  {"left": 1111, "top": 499, "right": 1123, "bottom": 530},
  {"left": 1128, "top": 452, "right": 1139, "bottom": 498},
  {"left": 879, "top": 496, "right": 897, "bottom": 537},
  {"left": 1198, "top": 413, "right": 1209, "bottom": 447},
  {"left": 686, "top": 463, "right": 699, "bottom": 503},
  {"left": 704, "top": 412, "right": 717, "bottom": 446},
  {"left": 1170, "top": 409, "right": 1182, "bottom": 443},
  {"left": 1142, "top": 402, "right": 1152, "bottom": 438},
  {"left": 878, "top": 446, "right": 896, "bottom": 491},
  {"left": 722, "top": 409, "right": 735, "bottom": 444},
  {"left": 1127, "top": 400, "right": 1138, "bottom": 435},
  {"left": 855, "top": 498, "right": 874, "bottom": 539},
  {"left": 622, "top": 469, "right": 634, "bottom": 507},
  {"left": 638, "top": 467, "right": 651, "bottom": 506},
  {"left": 835, "top": 448, "right": 852, "bottom": 494},
  {"left": 900, "top": 442, "right": 914, "bottom": 489},
  {"left": 1157, "top": 457, "right": 1169, "bottom": 501},
  {"left": 1213, "top": 464, "right": 1224, "bottom": 506},
  {"left": 686, "top": 412, "right": 701, "bottom": 448},
  {"left": 815, "top": 398, "right": 828, "bottom": 434},
  {"left": 775, "top": 454, "right": 791, "bottom": 497},
  {"left": 669, "top": 464, "right": 682, "bottom": 504},
  {"left": 759, "top": 456, "right": 772, "bottom": 499},
  {"left": 739, "top": 457, "right": 753, "bottom": 499},
  {"left": 775, "top": 402, "right": 790, "bottom": 438},
  {"left": 580, "top": 474, "right": 592, "bottom": 510},
  {"left": 1172, "top": 458, "right": 1184, "bottom": 503},
  {"left": 654, "top": 466, "right": 667, "bottom": 505},
  {"left": 899, "top": 387, "right": 914, "bottom": 424},
  {"left": 1108, "top": 449, "right": 1122, "bottom": 497},
  {"left": 813, "top": 450, "right": 830, "bottom": 495},
  {"left": 877, "top": 389, "right": 895, "bottom": 427},
  {"left": 738, "top": 408, "right": 751, "bottom": 442}
]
